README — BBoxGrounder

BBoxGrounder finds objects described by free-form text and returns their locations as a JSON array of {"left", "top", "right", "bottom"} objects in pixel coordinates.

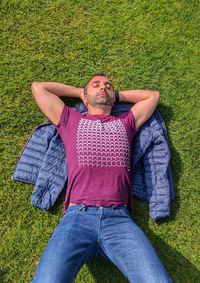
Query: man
[{"left": 31, "top": 73, "right": 171, "bottom": 283}]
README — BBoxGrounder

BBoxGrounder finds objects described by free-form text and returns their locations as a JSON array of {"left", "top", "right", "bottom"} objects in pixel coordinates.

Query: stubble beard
[{"left": 88, "top": 93, "right": 114, "bottom": 107}]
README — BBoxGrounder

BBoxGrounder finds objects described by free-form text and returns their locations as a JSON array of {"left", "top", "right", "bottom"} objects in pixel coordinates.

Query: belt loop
[{"left": 78, "top": 204, "right": 87, "bottom": 211}]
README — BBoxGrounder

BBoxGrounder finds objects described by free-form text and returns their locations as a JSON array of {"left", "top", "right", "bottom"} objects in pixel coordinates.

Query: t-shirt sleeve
[
  {"left": 126, "top": 110, "right": 136, "bottom": 131},
  {"left": 119, "top": 110, "right": 139, "bottom": 139},
  {"left": 55, "top": 105, "right": 71, "bottom": 138}
]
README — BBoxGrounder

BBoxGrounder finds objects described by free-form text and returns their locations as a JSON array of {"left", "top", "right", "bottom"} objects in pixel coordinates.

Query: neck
[{"left": 87, "top": 105, "right": 112, "bottom": 115}]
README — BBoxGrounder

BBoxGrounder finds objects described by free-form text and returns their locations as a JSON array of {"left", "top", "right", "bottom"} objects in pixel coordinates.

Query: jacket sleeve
[
  {"left": 31, "top": 131, "right": 67, "bottom": 210},
  {"left": 12, "top": 123, "right": 56, "bottom": 184},
  {"left": 143, "top": 118, "right": 171, "bottom": 221}
]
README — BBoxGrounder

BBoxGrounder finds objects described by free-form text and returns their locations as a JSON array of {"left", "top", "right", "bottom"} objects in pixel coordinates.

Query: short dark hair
[{"left": 84, "top": 72, "right": 111, "bottom": 96}]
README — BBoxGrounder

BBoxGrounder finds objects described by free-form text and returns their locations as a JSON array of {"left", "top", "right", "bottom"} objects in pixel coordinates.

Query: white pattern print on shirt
[{"left": 76, "top": 118, "right": 130, "bottom": 170}]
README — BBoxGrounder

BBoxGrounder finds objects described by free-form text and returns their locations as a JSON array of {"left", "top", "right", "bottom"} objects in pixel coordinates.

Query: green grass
[{"left": 0, "top": 0, "right": 200, "bottom": 282}]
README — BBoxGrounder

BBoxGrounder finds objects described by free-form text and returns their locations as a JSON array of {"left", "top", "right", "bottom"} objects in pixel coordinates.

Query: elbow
[
  {"left": 31, "top": 81, "right": 40, "bottom": 90},
  {"left": 31, "top": 81, "right": 42, "bottom": 94},
  {"left": 155, "top": 91, "right": 160, "bottom": 97},
  {"left": 31, "top": 81, "right": 37, "bottom": 91},
  {"left": 155, "top": 91, "right": 160, "bottom": 102},
  {"left": 31, "top": 81, "right": 42, "bottom": 98}
]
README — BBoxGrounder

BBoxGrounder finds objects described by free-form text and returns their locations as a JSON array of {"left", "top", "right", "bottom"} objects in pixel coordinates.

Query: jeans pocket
[
  {"left": 65, "top": 204, "right": 86, "bottom": 216},
  {"left": 117, "top": 208, "right": 129, "bottom": 217}
]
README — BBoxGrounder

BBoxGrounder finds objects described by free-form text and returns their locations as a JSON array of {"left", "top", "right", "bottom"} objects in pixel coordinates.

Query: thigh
[
  {"left": 32, "top": 209, "right": 97, "bottom": 283},
  {"left": 100, "top": 212, "right": 172, "bottom": 283}
]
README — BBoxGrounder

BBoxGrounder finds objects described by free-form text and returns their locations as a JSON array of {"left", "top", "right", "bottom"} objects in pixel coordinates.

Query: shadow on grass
[
  {"left": 158, "top": 103, "right": 182, "bottom": 221},
  {"left": 85, "top": 203, "right": 200, "bottom": 283},
  {"left": 0, "top": 268, "right": 9, "bottom": 283},
  {"left": 85, "top": 104, "right": 200, "bottom": 282},
  {"left": 86, "top": 233, "right": 200, "bottom": 283},
  {"left": 44, "top": 104, "right": 200, "bottom": 282}
]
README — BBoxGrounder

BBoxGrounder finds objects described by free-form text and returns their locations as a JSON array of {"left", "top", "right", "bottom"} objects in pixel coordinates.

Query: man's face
[{"left": 85, "top": 76, "right": 115, "bottom": 107}]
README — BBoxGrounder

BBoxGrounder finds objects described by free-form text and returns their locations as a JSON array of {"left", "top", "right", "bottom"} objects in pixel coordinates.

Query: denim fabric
[{"left": 32, "top": 205, "right": 172, "bottom": 283}]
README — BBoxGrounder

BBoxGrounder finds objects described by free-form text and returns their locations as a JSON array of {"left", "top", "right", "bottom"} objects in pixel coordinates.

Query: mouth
[{"left": 97, "top": 92, "right": 107, "bottom": 96}]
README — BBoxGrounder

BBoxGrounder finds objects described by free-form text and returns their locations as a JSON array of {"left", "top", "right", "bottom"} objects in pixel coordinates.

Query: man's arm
[
  {"left": 31, "top": 82, "right": 83, "bottom": 126},
  {"left": 119, "top": 90, "right": 160, "bottom": 129}
]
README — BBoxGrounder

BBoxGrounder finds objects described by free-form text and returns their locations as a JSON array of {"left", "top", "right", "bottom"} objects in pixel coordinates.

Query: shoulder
[
  {"left": 116, "top": 110, "right": 135, "bottom": 121},
  {"left": 116, "top": 110, "right": 139, "bottom": 137}
]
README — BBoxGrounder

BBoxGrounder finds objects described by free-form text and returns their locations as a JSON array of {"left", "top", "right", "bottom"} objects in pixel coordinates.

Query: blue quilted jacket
[{"left": 12, "top": 103, "right": 174, "bottom": 221}]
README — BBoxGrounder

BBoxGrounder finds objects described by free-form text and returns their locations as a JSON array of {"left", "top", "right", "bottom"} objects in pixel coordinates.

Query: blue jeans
[{"left": 32, "top": 204, "right": 172, "bottom": 283}]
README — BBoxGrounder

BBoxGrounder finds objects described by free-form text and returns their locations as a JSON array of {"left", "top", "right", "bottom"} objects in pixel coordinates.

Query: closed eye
[{"left": 106, "top": 84, "right": 112, "bottom": 89}]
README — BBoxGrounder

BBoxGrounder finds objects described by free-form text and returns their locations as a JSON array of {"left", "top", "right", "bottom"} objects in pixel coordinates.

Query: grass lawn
[{"left": 0, "top": 0, "right": 200, "bottom": 282}]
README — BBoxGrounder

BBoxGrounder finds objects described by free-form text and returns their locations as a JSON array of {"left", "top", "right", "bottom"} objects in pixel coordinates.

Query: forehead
[{"left": 89, "top": 76, "right": 112, "bottom": 85}]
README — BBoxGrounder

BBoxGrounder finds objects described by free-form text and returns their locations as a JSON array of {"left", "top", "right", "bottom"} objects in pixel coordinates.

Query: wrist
[
  {"left": 77, "top": 88, "right": 83, "bottom": 98},
  {"left": 79, "top": 88, "right": 85, "bottom": 100},
  {"left": 115, "top": 91, "right": 121, "bottom": 103}
]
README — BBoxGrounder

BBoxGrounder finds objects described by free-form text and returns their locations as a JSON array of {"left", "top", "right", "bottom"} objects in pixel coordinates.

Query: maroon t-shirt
[{"left": 55, "top": 105, "right": 137, "bottom": 211}]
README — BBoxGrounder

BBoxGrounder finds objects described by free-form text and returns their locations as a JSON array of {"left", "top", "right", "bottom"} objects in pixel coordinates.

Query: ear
[
  {"left": 80, "top": 90, "right": 88, "bottom": 107},
  {"left": 83, "top": 94, "right": 88, "bottom": 107}
]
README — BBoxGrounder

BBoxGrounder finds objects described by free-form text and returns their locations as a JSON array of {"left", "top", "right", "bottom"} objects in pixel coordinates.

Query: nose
[{"left": 100, "top": 82, "right": 106, "bottom": 90}]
